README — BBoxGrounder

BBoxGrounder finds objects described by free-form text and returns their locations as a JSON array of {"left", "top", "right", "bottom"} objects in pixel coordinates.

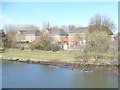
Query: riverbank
[
  {"left": 2, "top": 49, "right": 119, "bottom": 74},
  {"left": 2, "top": 58, "right": 119, "bottom": 74}
]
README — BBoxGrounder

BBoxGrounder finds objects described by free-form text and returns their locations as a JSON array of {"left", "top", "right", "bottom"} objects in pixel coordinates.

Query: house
[
  {"left": 16, "top": 29, "right": 41, "bottom": 43},
  {"left": 15, "top": 26, "right": 113, "bottom": 50},
  {"left": 68, "top": 27, "right": 88, "bottom": 50},
  {"left": 43, "top": 27, "right": 69, "bottom": 50},
  {"left": 43, "top": 25, "right": 113, "bottom": 50},
  {"left": 43, "top": 27, "right": 87, "bottom": 50},
  {"left": 68, "top": 26, "right": 113, "bottom": 50}
]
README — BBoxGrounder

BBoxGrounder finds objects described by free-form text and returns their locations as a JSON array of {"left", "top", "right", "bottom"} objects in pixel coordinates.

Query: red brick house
[
  {"left": 43, "top": 28, "right": 69, "bottom": 50},
  {"left": 16, "top": 29, "right": 41, "bottom": 43},
  {"left": 15, "top": 26, "right": 113, "bottom": 50},
  {"left": 68, "top": 27, "right": 88, "bottom": 50},
  {"left": 68, "top": 26, "right": 113, "bottom": 50}
]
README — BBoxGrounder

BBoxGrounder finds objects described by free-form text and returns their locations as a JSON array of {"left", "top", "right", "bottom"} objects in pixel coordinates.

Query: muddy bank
[{"left": 2, "top": 58, "right": 119, "bottom": 74}]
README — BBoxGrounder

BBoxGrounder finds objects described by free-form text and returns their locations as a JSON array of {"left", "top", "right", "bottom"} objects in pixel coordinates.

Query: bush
[
  {"left": 51, "top": 43, "right": 60, "bottom": 52},
  {"left": 30, "top": 42, "right": 60, "bottom": 51},
  {"left": 30, "top": 42, "right": 43, "bottom": 50},
  {"left": 44, "top": 44, "right": 52, "bottom": 51},
  {"left": 29, "top": 33, "right": 60, "bottom": 51}
]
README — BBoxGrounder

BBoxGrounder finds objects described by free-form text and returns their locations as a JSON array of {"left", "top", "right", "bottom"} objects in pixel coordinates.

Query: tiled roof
[
  {"left": 69, "top": 27, "right": 88, "bottom": 33},
  {"left": 47, "top": 28, "right": 68, "bottom": 36},
  {"left": 19, "top": 29, "right": 41, "bottom": 36}
]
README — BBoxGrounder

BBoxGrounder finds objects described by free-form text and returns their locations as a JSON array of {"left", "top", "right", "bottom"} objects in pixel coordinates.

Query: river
[{"left": 2, "top": 60, "right": 118, "bottom": 88}]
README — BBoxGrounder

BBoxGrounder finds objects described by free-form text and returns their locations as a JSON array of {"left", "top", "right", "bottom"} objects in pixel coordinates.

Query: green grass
[
  {"left": 2, "top": 49, "right": 117, "bottom": 63},
  {"left": 2, "top": 49, "right": 81, "bottom": 62}
]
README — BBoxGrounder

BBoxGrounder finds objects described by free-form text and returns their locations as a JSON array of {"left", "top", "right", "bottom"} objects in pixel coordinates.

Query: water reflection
[{"left": 82, "top": 72, "right": 107, "bottom": 88}]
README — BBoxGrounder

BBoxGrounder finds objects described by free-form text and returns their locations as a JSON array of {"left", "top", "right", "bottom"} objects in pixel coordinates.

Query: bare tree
[
  {"left": 19, "top": 24, "right": 39, "bottom": 30},
  {"left": 60, "top": 25, "right": 69, "bottom": 32},
  {"left": 6, "top": 31, "right": 17, "bottom": 48},
  {"left": 42, "top": 22, "right": 51, "bottom": 29},
  {"left": 89, "top": 14, "right": 116, "bottom": 33},
  {"left": 68, "top": 25, "right": 76, "bottom": 32},
  {"left": 3, "top": 24, "right": 18, "bottom": 32},
  {"left": 81, "top": 14, "right": 116, "bottom": 61},
  {"left": 3, "top": 24, "right": 18, "bottom": 48},
  {"left": 87, "top": 14, "right": 116, "bottom": 51}
]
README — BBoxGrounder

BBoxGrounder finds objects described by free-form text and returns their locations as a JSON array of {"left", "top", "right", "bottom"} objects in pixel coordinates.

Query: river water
[{"left": 2, "top": 60, "right": 118, "bottom": 88}]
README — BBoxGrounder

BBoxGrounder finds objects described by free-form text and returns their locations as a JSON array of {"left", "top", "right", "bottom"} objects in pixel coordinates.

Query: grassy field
[
  {"left": 2, "top": 49, "right": 81, "bottom": 62},
  {"left": 1, "top": 49, "right": 117, "bottom": 64}
]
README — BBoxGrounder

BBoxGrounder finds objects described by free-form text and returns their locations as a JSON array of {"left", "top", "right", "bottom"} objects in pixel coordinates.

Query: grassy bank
[
  {"left": 1, "top": 49, "right": 118, "bottom": 74},
  {"left": 1, "top": 49, "right": 117, "bottom": 65},
  {"left": 2, "top": 49, "right": 81, "bottom": 62}
]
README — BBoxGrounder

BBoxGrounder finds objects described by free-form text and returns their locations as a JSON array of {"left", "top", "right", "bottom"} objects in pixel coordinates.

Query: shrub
[
  {"left": 30, "top": 42, "right": 43, "bottom": 50},
  {"left": 51, "top": 43, "right": 60, "bottom": 52}
]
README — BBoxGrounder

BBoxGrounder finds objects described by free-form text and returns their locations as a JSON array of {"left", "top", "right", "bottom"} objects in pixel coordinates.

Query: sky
[{"left": 1, "top": 2, "right": 118, "bottom": 32}]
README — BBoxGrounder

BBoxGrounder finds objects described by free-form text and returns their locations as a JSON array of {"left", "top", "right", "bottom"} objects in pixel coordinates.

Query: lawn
[
  {"left": 1, "top": 49, "right": 117, "bottom": 64},
  {"left": 2, "top": 49, "right": 81, "bottom": 62}
]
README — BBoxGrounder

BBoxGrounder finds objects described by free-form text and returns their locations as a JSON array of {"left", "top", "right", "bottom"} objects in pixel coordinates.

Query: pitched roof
[
  {"left": 19, "top": 29, "right": 41, "bottom": 36},
  {"left": 69, "top": 27, "right": 88, "bottom": 33},
  {"left": 68, "top": 26, "right": 113, "bottom": 35},
  {"left": 47, "top": 27, "right": 68, "bottom": 36}
]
